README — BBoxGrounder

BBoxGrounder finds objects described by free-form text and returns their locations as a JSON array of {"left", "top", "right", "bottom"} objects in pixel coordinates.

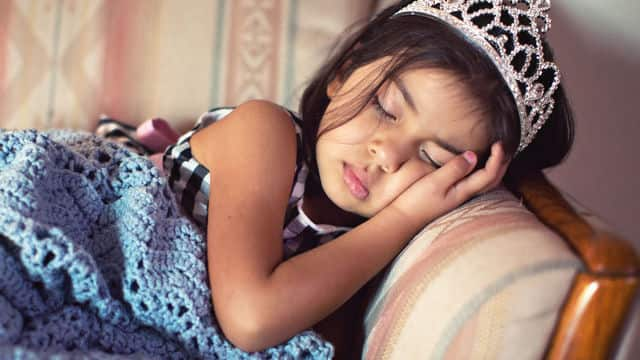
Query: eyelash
[
  {"left": 372, "top": 95, "right": 441, "bottom": 169},
  {"left": 372, "top": 95, "right": 397, "bottom": 123},
  {"left": 420, "top": 148, "right": 442, "bottom": 169}
]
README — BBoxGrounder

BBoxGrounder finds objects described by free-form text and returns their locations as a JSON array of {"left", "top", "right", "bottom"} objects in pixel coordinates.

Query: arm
[
  {"left": 191, "top": 100, "right": 508, "bottom": 352},
  {"left": 245, "top": 145, "right": 509, "bottom": 351}
]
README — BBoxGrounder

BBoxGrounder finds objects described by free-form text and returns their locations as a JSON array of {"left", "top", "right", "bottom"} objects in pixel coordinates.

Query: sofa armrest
[
  {"left": 514, "top": 173, "right": 640, "bottom": 359},
  {"left": 362, "top": 188, "right": 582, "bottom": 359}
]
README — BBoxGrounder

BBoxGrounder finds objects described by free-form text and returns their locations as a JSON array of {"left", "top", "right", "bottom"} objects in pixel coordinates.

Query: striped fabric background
[
  {"left": 0, "top": 0, "right": 375, "bottom": 131},
  {"left": 362, "top": 189, "right": 581, "bottom": 359}
]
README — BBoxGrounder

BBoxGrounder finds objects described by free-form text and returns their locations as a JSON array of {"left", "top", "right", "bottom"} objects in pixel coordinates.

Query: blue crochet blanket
[{"left": 0, "top": 129, "right": 334, "bottom": 359}]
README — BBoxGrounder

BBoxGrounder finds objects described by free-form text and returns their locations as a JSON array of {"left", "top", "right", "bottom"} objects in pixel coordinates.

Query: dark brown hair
[{"left": 299, "top": 0, "right": 574, "bottom": 194}]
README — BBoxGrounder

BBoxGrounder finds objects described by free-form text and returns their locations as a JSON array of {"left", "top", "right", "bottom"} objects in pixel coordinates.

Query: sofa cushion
[
  {"left": 362, "top": 187, "right": 582, "bottom": 359},
  {"left": 0, "top": 0, "right": 373, "bottom": 131}
]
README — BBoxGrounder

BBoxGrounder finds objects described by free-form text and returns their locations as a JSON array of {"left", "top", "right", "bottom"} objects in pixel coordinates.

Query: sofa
[{"left": 1, "top": 1, "right": 638, "bottom": 359}]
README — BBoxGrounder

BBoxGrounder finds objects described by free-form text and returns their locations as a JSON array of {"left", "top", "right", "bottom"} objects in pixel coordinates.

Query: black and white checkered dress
[{"left": 102, "top": 107, "right": 350, "bottom": 259}]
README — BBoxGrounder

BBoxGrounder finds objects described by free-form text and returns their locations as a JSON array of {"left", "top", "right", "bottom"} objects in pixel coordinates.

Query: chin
[
  {"left": 320, "top": 182, "right": 360, "bottom": 216},
  {"left": 318, "top": 163, "right": 379, "bottom": 218},
  {"left": 330, "top": 189, "right": 379, "bottom": 219},
  {"left": 354, "top": 206, "right": 379, "bottom": 219}
]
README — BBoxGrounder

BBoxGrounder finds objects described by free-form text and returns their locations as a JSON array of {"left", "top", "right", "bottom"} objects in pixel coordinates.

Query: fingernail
[{"left": 463, "top": 151, "right": 476, "bottom": 164}]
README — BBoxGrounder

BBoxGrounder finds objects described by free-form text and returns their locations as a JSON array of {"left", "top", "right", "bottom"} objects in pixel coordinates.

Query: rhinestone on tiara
[{"left": 393, "top": 0, "right": 561, "bottom": 154}]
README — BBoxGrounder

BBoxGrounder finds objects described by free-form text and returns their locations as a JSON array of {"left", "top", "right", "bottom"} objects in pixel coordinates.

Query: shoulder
[
  {"left": 191, "top": 100, "right": 298, "bottom": 169},
  {"left": 200, "top": 100, "right": 296, "bottom": 143},
  {"left": 226, "top": 100, "right": 295, "bottom": 137}
]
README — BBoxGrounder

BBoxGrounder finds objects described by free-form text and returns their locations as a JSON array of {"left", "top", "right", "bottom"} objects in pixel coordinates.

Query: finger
[
  {"left": 429, "top": 151, "right": 477, "bottom": 195},
  {"left": 478, "top": 161, "right": 509, "bottom": 194},
  {"left": 487, "top": 151, "right": 511, "bottom": 189},
  {"left": 483, "top": 142, "right": 507, "bottom": 175},
  {"left": 477, "top": 142, "right": 509, "bottom": 191},
  {"left": 486, "top": 142, "right": 512, "bottom": 189},
  {"left": 456, "top": 142, "right": 507, "bottom": 195}
]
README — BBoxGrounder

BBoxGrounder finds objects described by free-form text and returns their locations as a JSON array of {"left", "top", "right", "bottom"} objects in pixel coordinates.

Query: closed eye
[
  {"left": 372, "top": 95, "right": 397, "bottom": 122},
  {"left": 420, "top": 148, "right": 442, "bottom": 169}
]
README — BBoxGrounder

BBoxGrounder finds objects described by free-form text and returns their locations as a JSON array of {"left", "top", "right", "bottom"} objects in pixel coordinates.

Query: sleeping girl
[{"left": 0, "top": 0, "right": 573, "bottom": 358}]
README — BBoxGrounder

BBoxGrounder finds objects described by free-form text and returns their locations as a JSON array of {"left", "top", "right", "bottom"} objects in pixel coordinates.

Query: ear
[{"left": 327, "top": 74, "right": 344, "bottom": 99}]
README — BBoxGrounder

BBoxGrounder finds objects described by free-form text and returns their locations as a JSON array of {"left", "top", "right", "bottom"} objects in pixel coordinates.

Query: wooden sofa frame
[
  {"left": 316, "top": 172, "right": 640, "bottom": 359},
  {"left": 516, "top": 172, "right": 640, "bottom": 360}
]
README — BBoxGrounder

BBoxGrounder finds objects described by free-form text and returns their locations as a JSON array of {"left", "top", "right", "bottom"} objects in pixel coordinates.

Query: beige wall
[
  {"left": 545, "top": 3, "right": 640, "bottom": 359},
  {"left": 545, "top": 5, "right": 640, "bottom": 250}
]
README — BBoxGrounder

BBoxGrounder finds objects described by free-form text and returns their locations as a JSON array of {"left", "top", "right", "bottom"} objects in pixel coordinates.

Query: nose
[{"left": 368, "top": 139, "right": 408, "bottom": 173}]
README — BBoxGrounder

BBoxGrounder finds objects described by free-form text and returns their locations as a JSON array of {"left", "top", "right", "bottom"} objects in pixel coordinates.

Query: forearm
[{"left": 242, "top": 206, "right": 421, "bottom": 350}]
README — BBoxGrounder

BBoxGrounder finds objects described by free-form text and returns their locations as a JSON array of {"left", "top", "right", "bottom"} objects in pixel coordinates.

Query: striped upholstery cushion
[
  {"left": 0, "top": 0, "right": 373, "bottom": 131},
  {"left": 362, "top": 188, "right": 582, "bottom": 359}
]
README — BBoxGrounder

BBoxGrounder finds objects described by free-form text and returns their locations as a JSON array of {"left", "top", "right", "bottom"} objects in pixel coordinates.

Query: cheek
[
  {"left": 376, "top": 161, "right": 432, "bottom": 205},
  {"left": 314, "top": 138, "right": 343, "bottom": 185},
  {"left": 319, "top": 111, "right": 380, "bottom": 145},
  {"left": 314, "top": 139, "right": 331, "bottom": 174}
]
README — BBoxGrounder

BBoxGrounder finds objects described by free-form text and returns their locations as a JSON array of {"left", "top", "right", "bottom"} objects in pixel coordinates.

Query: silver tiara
[{"left": 394, "top": 0, "right": 560, "bottom": 154}]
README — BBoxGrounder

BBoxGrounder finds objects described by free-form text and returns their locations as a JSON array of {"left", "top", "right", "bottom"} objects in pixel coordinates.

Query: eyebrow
[
  {"left": 392, "top": 77, "right": 418, "bottom": 114},
  {"left": 392, "top": 78, "right": 464, "bottom": 156}
]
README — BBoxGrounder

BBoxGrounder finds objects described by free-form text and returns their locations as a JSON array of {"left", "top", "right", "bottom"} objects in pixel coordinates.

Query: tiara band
[{"left": 393, "top": 0, "right": 560, "bottom": 154}]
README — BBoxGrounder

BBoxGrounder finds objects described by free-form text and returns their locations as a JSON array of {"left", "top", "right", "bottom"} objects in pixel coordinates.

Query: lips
[{"left": 343, "top": 163, "right": 369, "bottom": 200}]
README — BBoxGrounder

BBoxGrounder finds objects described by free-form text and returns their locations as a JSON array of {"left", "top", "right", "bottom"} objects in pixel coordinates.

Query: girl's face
[{"left": 316, "top": 59, "right": 491, "bottom": 218}]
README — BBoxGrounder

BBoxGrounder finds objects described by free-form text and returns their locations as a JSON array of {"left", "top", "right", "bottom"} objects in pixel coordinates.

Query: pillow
[{"left": 362, "top": 188, "right": 582, "bottom": 359}]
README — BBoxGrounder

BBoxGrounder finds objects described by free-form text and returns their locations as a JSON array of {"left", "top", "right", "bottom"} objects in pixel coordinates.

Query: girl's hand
[{"left": 387, "top": 141, "right": 510, "bottom": 231}]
